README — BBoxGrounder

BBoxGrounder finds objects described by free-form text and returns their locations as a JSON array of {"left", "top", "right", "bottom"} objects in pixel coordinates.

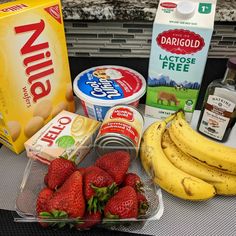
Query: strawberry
[
  {"left": 46, "top": 170, "right": 85, "bottom": 219},
  {"left": 136, "top": 192, "right": 149, "bottom": 216},
  {"left": 83, "top": 166, "right": 117, "bottom": 212},
  {"left": 36, "top": 187, "right": 54, "bottom": 215},
  {"left": 76, "top": 211, "right": 102, "bottom": 230},
  {"left": 46, "top": 158, "right": 77, "bottom": 190},
  {"left": 77, "top": 167, "right": 86, "bottom": 176},
  {"left": 123, "top": 173, "right": 144, "bottom": 193},
  {"left": 36, "top": 187, "right": 54, "bottom": 227},
  {"left": 44, "top": 174, "right": 48, "bottom": 186},
  {"left": 104, "top": 186, "right": 138, "bottom": 219},
  {"left": 95, "top": 151, "right": 130, "bottom": 185}
]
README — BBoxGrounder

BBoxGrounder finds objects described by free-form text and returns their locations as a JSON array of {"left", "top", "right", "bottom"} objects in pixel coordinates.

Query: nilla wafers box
[
  {"left": 0, "top": 0, "right": 75, "bottom": 153},
  {"left": 24, "top": 111, "right": 101, "bottom": 165}
]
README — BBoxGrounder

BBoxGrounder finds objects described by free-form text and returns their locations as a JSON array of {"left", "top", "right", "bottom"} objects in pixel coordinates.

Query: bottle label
[{"left": 198, "top": 95, "right": 235, "bottom": 140}]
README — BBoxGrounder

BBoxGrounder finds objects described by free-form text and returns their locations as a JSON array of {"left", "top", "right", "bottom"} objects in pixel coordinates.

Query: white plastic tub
[{"left": 73, "top": 65, "right": 146, "bottom": 121}]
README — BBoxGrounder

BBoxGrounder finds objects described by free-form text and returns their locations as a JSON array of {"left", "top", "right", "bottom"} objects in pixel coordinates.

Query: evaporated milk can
[{"left": 95, "top": 105, "right": 144, "bottom": 159}]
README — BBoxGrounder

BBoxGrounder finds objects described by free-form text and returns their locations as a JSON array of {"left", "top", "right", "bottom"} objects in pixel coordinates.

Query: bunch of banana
[
  {"left": 169, "top": 111, "right": 236, "bottom": 175},
  {"left": 162, "top": 129, "right": 236, "bottom": 195},
  {"left": 140, "top": 110, "right": 236, "bottom": 200},
  {"left": 140, "top": 114, "right": 216, "bottom": 201}
]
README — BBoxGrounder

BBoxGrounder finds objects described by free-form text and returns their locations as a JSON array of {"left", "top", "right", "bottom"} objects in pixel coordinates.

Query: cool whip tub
[{"left": 73, "top": 65, "right": 146, "bottom": 121}]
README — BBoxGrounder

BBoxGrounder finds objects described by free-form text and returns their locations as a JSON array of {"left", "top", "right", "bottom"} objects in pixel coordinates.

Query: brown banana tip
[
  {"left": 176, "top": 109, "right": 186, "bottom": 120},
  {"left": 164, "top": 113, "right": 176, "bottom": 124}
]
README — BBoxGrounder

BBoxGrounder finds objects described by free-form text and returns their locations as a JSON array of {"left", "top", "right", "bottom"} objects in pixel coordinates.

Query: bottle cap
[
  {"left": 227, "top": 57, "right": 236, "bottom": 70},
  {"left": 176, "top": 1, "right": 196, "bottom": 19}
]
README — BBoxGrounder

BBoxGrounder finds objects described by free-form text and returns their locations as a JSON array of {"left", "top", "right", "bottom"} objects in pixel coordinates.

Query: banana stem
[
  {"left": 176, "top": 109, "right": 185, "bottom": 120},
  {"left": 163, "top": 114, "right": 176, "bottom": 124}
]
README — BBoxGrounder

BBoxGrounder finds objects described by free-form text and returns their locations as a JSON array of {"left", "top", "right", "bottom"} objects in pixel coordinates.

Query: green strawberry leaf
[
  {"left": 51, "top": 210, "right": 68, "bottom": 219},
  {"left": 56, "top": 136, "right": 75, "bottom": 148},
  {"left": 58, "top": 222, "right": 66, "bottom": 228},
  {"left": 39, "top": 212, "right": 52, "bottom": 218},
  {"left": 104, "top": 212, "right": 119, "bottom": 220}
]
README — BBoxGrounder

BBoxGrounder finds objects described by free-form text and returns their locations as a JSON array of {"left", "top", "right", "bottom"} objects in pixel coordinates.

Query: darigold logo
[{"left": 156, "top": 29, "right": 205, "bottom": 54}]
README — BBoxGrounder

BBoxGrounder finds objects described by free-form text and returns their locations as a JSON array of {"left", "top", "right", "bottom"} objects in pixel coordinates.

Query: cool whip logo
[
  {"left": 15, "top": 20, "right": 54, "bottom": 103},
  {"left": 157, "top": 29, "right": 205, "bottom": 54},
  {"left": 86, "top": 78, "right": 121, "bottom": 99}
]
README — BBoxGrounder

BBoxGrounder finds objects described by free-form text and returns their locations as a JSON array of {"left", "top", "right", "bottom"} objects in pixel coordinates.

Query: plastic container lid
[{"left": 73, "top": 65, "right": 146, "bottom": 106}]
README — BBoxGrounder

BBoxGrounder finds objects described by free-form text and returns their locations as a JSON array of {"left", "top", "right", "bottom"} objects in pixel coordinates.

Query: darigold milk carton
[
  {"left": 145, "top": 0, "right": 216, "bottom": 121},
  {"left": 0, "top": 0, "right": 75, "bottom": 153}
]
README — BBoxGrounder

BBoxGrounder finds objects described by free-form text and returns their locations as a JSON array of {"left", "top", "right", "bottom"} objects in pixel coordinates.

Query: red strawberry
[
  {"left": 76, "top": 211, "right": 102, "bottom": 230},
  {"left": 123, "top": 173, "right": 144, "bottom": 193},
  {"left": 44, "top": 174, "right": 48, "bottom": 186},
  {"left": 46, "top": 171, "right": 85, "bottom": 219},
  {"left": 46, "top": 158, "right": 77, "bottom": 190},
  {"left": 95, "top": 151, "right": 130, "bottom": 185},
  {"left": 136, "top": 192, "right": 149, "bottom": 216},
  {"left": 104, "top": 186, "right": 138, "bottom": 219},
  {"left": 78, "top": 167, "right": 86, "bottom": 176},
  {"left": 36, "top": 187, "right": 54, "bottom": 214},
  {"left": 83, "top": 166, "right": 117, "bottom": 212},
  {"left": 36, "top": 187, "right": 54, "bottom": 227}
]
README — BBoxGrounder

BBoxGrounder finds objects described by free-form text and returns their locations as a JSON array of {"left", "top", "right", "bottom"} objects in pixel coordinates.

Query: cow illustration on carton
[{"left": 157, "top": 91, "right": 180, "bottom": 106}]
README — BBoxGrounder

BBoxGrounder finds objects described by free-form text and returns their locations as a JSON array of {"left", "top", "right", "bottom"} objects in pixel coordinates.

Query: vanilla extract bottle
[{"left": 197, "top": 57, "right": 236, "bottom": 142}]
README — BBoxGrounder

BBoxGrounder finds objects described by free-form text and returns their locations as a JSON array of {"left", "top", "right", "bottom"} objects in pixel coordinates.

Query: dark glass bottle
[{"left": 197, "top": 57, "right": 236, "bottom": 142}]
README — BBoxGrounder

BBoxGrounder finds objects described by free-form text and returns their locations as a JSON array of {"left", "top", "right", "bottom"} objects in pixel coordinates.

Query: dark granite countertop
[
  {"left": 0, "top": 0, "right": 235, "bottom": 22},
  {"left": 62, "top": 0, "right": 236, "bottom": 22}
]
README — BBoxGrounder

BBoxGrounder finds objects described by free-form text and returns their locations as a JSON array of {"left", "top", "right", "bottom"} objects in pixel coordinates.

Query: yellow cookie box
[
  {"left": 0, "top": 0, "right": 75, "bottom": 153},
  {"left": 24, "top": 111, "right": 101, "bottom": 165}
]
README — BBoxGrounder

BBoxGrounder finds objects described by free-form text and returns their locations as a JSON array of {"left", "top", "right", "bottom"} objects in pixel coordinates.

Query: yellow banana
[
  {"left": 140, "top": 115, "right": 216, "bottom": 201},
  {"left": 140, "top": 125, "right": 153, "bottom": 176},
  {"left": 169, "top": 111, "right": 236, "bottom": 175},
  {"left": 162, "top": 130, "right": 236, "bottom": 195}
]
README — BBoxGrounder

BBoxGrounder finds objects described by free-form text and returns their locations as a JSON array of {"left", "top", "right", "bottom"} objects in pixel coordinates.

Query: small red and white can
[{"left": 94, "top": 104, "right": 144, "bottom": 159}]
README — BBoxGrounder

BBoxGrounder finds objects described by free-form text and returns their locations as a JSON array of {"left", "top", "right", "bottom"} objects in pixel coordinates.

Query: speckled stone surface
[
  {"left": 215, "top": 0, "right": 236, "bottom": 21},
  {"left": 62, "top": 0, "right": 158, "bottom": 21},
  {"left": 0, "top": 0, "right": 235, "bottom": 22},
  {"left": 61, "top": 0, "right": 236, "bottom": 22}
]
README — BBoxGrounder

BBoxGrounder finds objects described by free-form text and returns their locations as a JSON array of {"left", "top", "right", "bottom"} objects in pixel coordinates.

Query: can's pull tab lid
[{"left": 176, "top": 1, "right": 196, "bottom": 19}]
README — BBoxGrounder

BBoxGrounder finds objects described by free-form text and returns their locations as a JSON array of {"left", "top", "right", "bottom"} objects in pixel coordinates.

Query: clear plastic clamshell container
[{"left": 14, "top": 146, "right": 164, "bottom": 231}]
